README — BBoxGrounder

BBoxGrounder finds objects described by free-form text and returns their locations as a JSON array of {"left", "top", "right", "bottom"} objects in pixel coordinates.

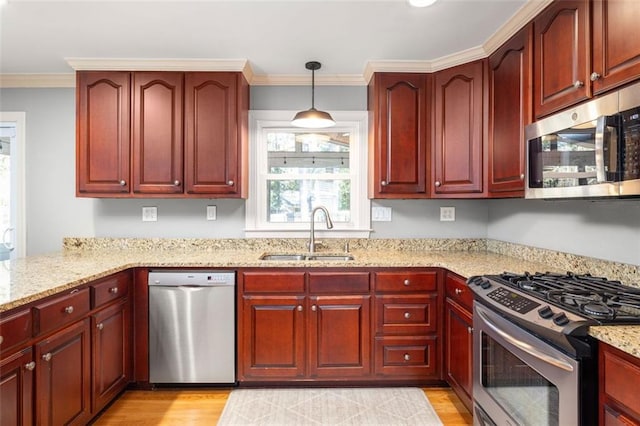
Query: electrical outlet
[
  {"left": 372, "top": 206, "right": 392, "bottom": 222},
  {"left": 206, "top": 205, "right": 217, "bottom": 221},
  {"left": 142, "top": 206, "right": 157, "bottom": 222},
  {"left": 440, "top": 206, "right": 455, "bottom": 222}
]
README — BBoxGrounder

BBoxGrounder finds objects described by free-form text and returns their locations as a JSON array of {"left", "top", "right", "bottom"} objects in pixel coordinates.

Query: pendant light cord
[{"left": 311, "top": 67, "right": 315, "bottom": 109}]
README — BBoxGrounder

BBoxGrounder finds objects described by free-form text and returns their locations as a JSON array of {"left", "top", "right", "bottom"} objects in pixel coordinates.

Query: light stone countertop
[{"left": 1, "top": 237, "right": 639, "bottom": 359}]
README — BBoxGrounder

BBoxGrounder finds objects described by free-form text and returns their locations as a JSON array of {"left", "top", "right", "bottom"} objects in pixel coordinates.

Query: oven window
[{"left": 481, "top": 333, "right": 559, "bottom": 426}]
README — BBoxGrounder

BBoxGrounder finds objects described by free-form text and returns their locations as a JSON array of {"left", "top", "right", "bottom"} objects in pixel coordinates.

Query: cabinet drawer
[
  {"left": 446, "top": 273, "right": 473, "bottom": 310},
  {"left": 601, "top": 345, "right": 640, "bottom": 419},
  {"left": 91, "top": 271, "right": 130, "bottom": 308},
  {"left": 374, "top": 336, "right": 439, "bottom": 378},
  {"left": 309, "top": 272, "right": 370, "bottom": 294},
  {"left": 242, "top": 272, "right": 305, "bottom": 293},
  {"left": 0, "top": 309, "right": 32, "bottom": 354},
  {"left": 375, "top": 295, "right": 437, "bottom": 335},
  {"left": 375, "top": 271, "right": 437, "bottom": 292},
  {"left": 33, "top": 288, "right": 90, "bottom": 336}
]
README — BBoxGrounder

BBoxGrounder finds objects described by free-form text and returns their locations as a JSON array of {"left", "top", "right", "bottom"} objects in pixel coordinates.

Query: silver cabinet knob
[
  {"left": 119, "top": 180, "right": 126, "bottom": 186},
  {"left": 227, "top": 180, "right": 234, "bottom": 186},
  {"left": 434, "top": 181, "right": 441, "bottom": 187},
  {"left": 64, "top": 306, "right": 74, "bottom": 314},
  {"left": 403, "top": 279, "right": 410, "bottom": 286},
  {"left": 404, "top": 353, "right": 411, "bottom": 361},
  {"left": 42, "top": 353, "right": 52, "bottom": 362},
  {"left": 109, "top": 287, "right": 118, "bottom": 294},
  {"left": 96, "top": 323, "right": 104, "bottom": 331},
  {"left": 174, "top": 180, "right": 180, "bottom": 186},
  {"left": 404, "top": 312, "right": 411, "bottom": 319},
  {"left": 297, "top": 305, "right": 303, "bottom": 312},
  {"left": 455, "top": 288, "right": 462, "bottom": 295},
  {"left": 381, "top": 180, "right": 387, "bottom": 186},
  {"left": 590, "top": 72, "right": 601, "bottom": 81},
  {"left": 311, "top": 305, "right": 317, "bottom": 312},
  {"left": 573, "top": 80, "right": 584, "bottom": 88},
  {"left": 25, "top": 361, "right": 36, "bottom": 371},
  {"left": 520, "top": 173, "right": 525, "bottom": 180},
  {"left": 468, "top": 326, "right": 473, "bottom": 334}
]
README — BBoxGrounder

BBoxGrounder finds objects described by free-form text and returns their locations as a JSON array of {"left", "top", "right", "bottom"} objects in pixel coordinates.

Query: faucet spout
[{"left": 309, "top": 206, "right": 333, "bottom": 253}]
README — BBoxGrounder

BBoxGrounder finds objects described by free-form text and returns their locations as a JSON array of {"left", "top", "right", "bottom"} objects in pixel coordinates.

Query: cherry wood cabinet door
[
  {"left": 132, "top": 72, "right": 184, "bottom": 194},
  {"left": 185, "top": 72, "right": 247, "bottom": 196},
  {"left": 308, "top": 295, "right": 371, "bottom": 378},
  {"left": 488, "top": 25, "right": 532, "bottom": 196},
  {"left": 433, "top": 60, "right": 485, "bottom": 196},
  {"left": 91, "top": 299, "right": 131, "bottom": 414},
  {"left": 444, "top": 298, "right": 473, "bottom": 412},
  {"left": 240, "top": 295, "right": 306, "bottom": 380},
  {"left": 368, "top": 73, "right": 429, "bottom": 198},
  {"left": 35, "top": 318, "right": 91, "bottom": 426},
  {"left": 592, "top": 0, "right": 640, "bottom": 95},
  {"left": 533, "top": 0, "right": 591, "bottom": 118},
  {"left": 599, "top": 343, "right": 640, "bottom": 425},
  {"left": 0, "top": 347, "right": 34, "bottom": 426},
  {"left": 76, "top": 71, "right": 131, "bottom": 195}
]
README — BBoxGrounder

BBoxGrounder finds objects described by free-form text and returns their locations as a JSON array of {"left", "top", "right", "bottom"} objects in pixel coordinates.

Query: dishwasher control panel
[{"left": 148, "top": 270, "right": 235, "bottom": 286}]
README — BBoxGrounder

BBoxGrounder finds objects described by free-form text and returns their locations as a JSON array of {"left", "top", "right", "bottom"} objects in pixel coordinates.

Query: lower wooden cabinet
[
  {"left": 0, "top": 347, "right": 34, "bottom": 426},
  {"left": 600, "top": 343, "right": 640, "bottom": 425},
  {"left": 35, "top": 318, "right": 92, "bottom": 426}
]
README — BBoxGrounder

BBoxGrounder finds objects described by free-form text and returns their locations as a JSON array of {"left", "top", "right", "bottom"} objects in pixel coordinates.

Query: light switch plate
[
  {"left": 372, "top": 206, "right": 392, "bottom": 222},
  {"left": 142, "top": 206, "right": 157, "bottom": 222},
  {"left": 206, "top": 205, "right": 217, "bottom": 221},
  {"left": 440, "top": 206, "right": 455, "bottom": 221}
]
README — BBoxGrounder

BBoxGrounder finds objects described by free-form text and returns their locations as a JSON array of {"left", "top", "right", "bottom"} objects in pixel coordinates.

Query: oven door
[{"left": 473, "top": 302, "right": 580, "bottom": 426}]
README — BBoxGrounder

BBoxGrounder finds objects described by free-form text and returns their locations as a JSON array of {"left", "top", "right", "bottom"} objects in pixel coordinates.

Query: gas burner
[{"left": 581, "top": 302, "right": 615, "bottom": 319}]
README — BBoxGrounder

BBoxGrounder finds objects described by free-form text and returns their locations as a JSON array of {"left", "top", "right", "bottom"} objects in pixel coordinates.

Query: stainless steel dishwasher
[{"left": 148, "top": 270, "right": 236, "bottom": 384}]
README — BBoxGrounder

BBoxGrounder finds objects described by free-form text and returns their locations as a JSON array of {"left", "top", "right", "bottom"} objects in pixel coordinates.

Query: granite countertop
[{"left": 1, "top": 237, "right": 639, "bottom": 359}]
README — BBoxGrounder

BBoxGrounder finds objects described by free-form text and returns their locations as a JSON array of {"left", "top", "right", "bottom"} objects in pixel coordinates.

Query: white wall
[{"left": 2, "top": 86, "right": 639, "bottom": 266}]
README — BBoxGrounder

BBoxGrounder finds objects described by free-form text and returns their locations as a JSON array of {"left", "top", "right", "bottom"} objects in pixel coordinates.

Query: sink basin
[{"left": 259, "top": 253, "right": 354, "bottom": 261}]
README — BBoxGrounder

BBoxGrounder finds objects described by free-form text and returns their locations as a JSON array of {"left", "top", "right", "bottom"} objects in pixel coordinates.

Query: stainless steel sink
[{"left": 259, "top": 253, "right": 354, "bottom": 261}]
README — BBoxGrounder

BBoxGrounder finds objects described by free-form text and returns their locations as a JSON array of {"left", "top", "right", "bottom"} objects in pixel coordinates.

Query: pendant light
[{"left": 291, "top": 61, "right": 335, "bottom": 128}]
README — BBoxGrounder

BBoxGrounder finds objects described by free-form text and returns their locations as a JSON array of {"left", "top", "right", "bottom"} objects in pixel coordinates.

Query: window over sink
[{"left": 245, "top": 111, "right": 370, "bottom": 238}]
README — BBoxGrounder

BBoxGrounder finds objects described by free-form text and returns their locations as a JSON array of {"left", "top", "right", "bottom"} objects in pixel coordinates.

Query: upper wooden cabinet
[
  {"left": 76, "top": 70, "right": 249, "bottom": 198},
  {"left": 488, "top": 25, "right": 533, "bottom": 196},
  {"left": 432, "top": 60, "right": 486, "bottom": 196},
  {"left": 591, "top": 0, "right": 640, "bottom": 95},
  {"left": 533, "top": 0, "right": 591, "bottom": 118},
  {"left": 368, "top": 73, "right": 429, "bottom": 198}
]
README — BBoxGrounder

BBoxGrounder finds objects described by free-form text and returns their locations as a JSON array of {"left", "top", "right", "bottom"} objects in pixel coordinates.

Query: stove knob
[
  {"left": 553, "top": 312, "right": 570, "bottom": 326},
  {"left": 480, "top": 280, "right": 492, "bottom": 290},
  {"left": 538, "top": 306, "right": 554, "bottom": 319}
]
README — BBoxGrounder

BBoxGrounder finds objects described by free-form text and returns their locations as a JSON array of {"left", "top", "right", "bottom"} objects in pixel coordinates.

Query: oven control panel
[{"left": 487, "top": 287, "right": 541, "bottom": 314}]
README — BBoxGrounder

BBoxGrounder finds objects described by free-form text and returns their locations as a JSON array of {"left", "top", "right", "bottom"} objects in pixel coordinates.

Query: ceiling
[{"left": 0, "top": 0, "right": 542, "bottom": 85}]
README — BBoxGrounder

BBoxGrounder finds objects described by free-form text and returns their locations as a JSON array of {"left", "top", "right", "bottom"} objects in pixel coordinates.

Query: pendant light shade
[{"left": 292, "top": 61, "right": 335, "bottom": 128}]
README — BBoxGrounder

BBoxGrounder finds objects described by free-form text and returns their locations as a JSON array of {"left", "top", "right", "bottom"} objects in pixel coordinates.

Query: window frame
[{"left": 245, "top": 110, "right": 371, "bottom": 238}]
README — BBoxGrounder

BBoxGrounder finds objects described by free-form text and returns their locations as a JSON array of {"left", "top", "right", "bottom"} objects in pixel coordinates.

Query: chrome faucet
[{"left": 308, "top": 206, "right": 334, "bottom": 253}]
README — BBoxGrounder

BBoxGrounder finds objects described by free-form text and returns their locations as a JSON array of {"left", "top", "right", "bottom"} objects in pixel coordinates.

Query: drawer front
[
  {"left": 308, "top": 272, "right": 370, "bottom": 294},
  {"left": 242, "top": 271, "right": 305, "bottom": 293},
  {"left": 375, "top": 295, "right": 437, "bottom": 335},
  {"left": 91, "top": 271, "right": 130, "bottom": 308},
  {"left": 374, "top": 336, "right": 439, "bottom": 378},
  {"left": 0, "top": 309, "right": 32, "bottom": 354},
  {"left": 375, "top": 271, "right": 438, "bottom": 293},
  {"left": 446, "top": 273, "right": 472, "bottom": 310},
  {"left": 34, "top": 288, "right": 90, "bottom": 336}
]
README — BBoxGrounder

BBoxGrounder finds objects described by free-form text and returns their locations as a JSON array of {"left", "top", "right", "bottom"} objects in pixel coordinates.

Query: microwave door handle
[
  {"left": 476, "top": 304, "right": 575, "bottom": 372},
  {"left": 595, "top": 115, "right": 607, "bottom": 183}
]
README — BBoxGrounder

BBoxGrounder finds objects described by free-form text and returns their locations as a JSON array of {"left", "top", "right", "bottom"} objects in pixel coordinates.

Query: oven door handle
[{"left": 476, "top": 305, "right": 575, "bottom": 372}]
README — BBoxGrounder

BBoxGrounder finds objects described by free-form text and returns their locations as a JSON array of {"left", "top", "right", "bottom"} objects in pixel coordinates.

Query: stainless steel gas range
[{"left": 468, "top": 272, "right": 640, "bottom": 426}]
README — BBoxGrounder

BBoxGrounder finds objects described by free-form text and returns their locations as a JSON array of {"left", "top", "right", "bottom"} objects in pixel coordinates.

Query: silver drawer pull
[
  {"left": 434, "top": 181, "right": 441, "bottom": 187},
  {"left": 97, "top": 323, "right": 104, "bottom": 331},
  {"left": 227, "top": 180, "right": 234, "bottom": 186},
  {"left": 573, "top": 80, "right": 584, "bottom": 88},
  {"left": 404, "top": 353, "right": 411, "bottom": 361},
  {"left": 297, "top": 305, "right": 303, "bottom": 312},
  {"left": 403, "top": 279, "right": 410, "bottom": 286},
  {"left": 381, "top": 180, "right": 387, "bottom": 186},
  {"left": 64, "top": 306, "right": 74, "bottom": 314},
  {"left": 404, "top": 312, "right": 411, "bottom": 319},
  {"left": 109, "top": 287, "right": 119, "bottom": 294},
  {"left": 590, "top": 72, "right": 601, "bottom": 81},
  {"left": 311, "top": 305, "right": 317, "bottom": 312},
  {"left": 455, "top": 288, "right": 462, "bottom": 295},
  {"left": 25, "top": 361, "right": 36, "bottom": 371},
  {"left": 42, "top": 353, "right": 52, "bottom": 362},
  {"left": 119, "top": 180, "right": 126, "bottom": 186},
  {"left": 174, "top": 180, "right": 181, "bottom": 186}
]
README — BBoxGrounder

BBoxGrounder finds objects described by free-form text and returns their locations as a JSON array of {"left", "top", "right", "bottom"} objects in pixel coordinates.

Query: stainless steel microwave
[{"left": 525, "top": 82, "right": 640, "bottom": 199}]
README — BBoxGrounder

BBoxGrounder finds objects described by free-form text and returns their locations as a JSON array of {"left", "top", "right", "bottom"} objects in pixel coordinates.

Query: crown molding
[
  {"left": 0, "top": 74, "right": 75, "bottom": 88},
  {"left": 251, "top": 74, "right": 367, "bottom": 86}
]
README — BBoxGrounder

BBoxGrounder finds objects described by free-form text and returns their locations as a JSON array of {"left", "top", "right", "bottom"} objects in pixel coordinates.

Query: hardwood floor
[{"left": 92, "top": 387, "right": 472, "bottom": 425}]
